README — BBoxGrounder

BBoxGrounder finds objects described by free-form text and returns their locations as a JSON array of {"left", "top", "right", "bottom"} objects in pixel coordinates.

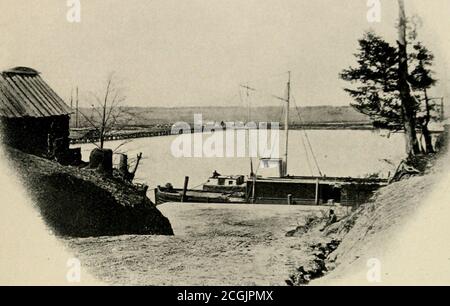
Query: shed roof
[{"left": 0, "top": 67, "right": 72, "bottom": 118}]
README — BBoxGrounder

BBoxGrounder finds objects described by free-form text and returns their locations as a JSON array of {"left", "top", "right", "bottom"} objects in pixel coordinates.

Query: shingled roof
[{"left": 0, "top": 67, "right": 72, "bottom": 118}]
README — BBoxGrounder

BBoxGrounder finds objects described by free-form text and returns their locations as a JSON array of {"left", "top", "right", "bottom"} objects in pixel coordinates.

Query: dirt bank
[
  {"left": 67, "top": 203, "right": 343, "bottom": 285},
  {"left": 6, "top": 148, "right": 173, "bottom": 237},
  {"left": 310, "top": 134, "right": 450, "bottom": 285}
]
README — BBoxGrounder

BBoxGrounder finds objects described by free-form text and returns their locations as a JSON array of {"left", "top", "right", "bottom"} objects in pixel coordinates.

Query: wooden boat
[
  {"left": 246, "top": 175, "right": 387, "bottom": 205},
  {"left": 155, "top": 175, "right": 387, "bottom": 206},
  {"left": 155, "top": 184, "right": 247, "bottom": 205}
]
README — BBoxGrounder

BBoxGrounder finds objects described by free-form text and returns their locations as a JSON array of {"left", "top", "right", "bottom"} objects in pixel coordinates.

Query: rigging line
[
  {"left": 254, "top": 158, "right": 262, "bottom": 175},
  {"left": 265, "top": 102, "right": 286, "bottom": 159},
  {"left": 266, "top": 88, "right": 288, "bottom": 160},
  {"left": 238, "top": 86, "right": 245, "bottom": 108},
  {"left": 243, "top": 84, "right": 284, "bottom": 161},
  {"left": 291, "top": 94, "right": 323, "bottom": 177},
  {"left": 279, "top": 99, "right": 285, "bottom": 128},
  {"left": 191, "top": 180, "right": 209, "bottom": 190},
  {"left": 295, "top": 103, "right": 322, "bottom": 176},
  {"left": 240, "top": 84, "right": 288, "bottom": 104},
  {"left": 301, "top": 131, "right": 314, "bottom": 176},
  {"left": 288, "top": 87, "right": 314, "bottom": 175},
  {"left": 240, "top": 71, "right": 290, "bottom": 87},
  {"left": 267, "top": 125, "right": 281, "bottom": 160},
  {"left": 245, "top": 83, "right": 253, "bottom": 122}
]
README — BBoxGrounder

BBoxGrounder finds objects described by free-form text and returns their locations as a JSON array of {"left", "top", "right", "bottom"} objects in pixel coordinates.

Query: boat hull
[
  {"left": 155, "top": 187, "right": 247, "bottom": 205},
  {"left": 155, "top": 176, "right": 388, "bottom": 206}
]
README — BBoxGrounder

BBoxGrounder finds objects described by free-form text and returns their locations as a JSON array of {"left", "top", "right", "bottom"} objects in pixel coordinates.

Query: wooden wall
[{"left": 1, "top": 115, "right": 70, "bottom": 156}]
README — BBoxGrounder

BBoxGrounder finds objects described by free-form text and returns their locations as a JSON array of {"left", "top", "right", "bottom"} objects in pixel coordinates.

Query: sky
[{"left": 1, "top": 0, "right": 449, "bottom": 108}]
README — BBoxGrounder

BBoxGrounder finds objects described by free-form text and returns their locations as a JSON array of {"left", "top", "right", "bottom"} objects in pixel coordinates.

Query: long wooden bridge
[{"left": 69, "top": 121, "right": 375, "bottom": 144}]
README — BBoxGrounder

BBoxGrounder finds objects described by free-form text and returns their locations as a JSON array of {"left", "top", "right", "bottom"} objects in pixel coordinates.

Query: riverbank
[
  {"left": 309, "top": 131, "right": 450, "bottom": 285},
  {"left": 5, "top": 148, "right": 173, "bottom": 237}
]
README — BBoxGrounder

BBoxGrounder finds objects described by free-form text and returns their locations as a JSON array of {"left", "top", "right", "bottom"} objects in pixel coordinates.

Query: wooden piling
[{"left": 181, "top": 176, "right": 189, "bottom": 202}]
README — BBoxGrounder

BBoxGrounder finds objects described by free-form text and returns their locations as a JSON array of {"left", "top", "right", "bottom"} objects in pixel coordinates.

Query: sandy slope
[
  {"left": 315, "top": 144, "right": 450, "bottom": 285},
  {"left": 0, "top": 147, "right": 98, "bottom": 285}
]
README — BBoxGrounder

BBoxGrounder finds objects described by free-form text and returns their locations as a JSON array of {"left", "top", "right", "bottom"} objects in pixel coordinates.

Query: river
[{"left": 77, "top": 129, "right": 406, "bottom": 200}]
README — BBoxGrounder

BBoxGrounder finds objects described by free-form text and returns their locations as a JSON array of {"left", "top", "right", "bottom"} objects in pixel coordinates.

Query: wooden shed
[{"left": 0, "top": 67, "right": 73, "bottom": 156}]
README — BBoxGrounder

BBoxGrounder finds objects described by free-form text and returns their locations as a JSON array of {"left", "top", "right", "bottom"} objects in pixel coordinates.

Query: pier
[
  {"left": 69, "top": 121, "right": 376, "bottom": 144},
  {"left": 70, "top": 125, "right": 177, "bottom": 144}
]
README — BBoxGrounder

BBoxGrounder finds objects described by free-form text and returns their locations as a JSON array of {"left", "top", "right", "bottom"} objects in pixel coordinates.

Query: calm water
[{"left": 76, "top": 129, "right": 406, "bottom": 200}]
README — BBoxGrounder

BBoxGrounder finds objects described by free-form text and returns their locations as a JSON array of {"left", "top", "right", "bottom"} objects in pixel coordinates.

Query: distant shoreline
[
  {"left": 70, "top": 105, "right": 371, "bottom": 128},
  {"left": 69, "top": 122, "right": 375, "bottom": 144},
  {"left": 70, "top": 122, "right": 445, "bottom": 145}
]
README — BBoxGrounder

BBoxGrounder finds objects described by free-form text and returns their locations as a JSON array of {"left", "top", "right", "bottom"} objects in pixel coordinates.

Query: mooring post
[
  {"left": 287, "top": 194, "right": 292, "bottom": 205},
  {"left": 118, "top": 154, "right": 128, "bottom": 175},
  {"left": 181, "top": 176, "right": 189, "bottom": 202},
  {"left": 315, "top": 178, "right": 320, "bottom": 205}
]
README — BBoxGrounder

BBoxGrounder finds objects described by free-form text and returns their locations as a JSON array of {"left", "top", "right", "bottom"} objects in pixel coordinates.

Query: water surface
[{"left": 77, "top": 129, "right": 406, "bottom": 200}]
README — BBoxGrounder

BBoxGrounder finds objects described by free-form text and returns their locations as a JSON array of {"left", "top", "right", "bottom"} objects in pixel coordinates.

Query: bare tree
[{"left": 80, "top": 72, "right": 127, "bottom": 149}]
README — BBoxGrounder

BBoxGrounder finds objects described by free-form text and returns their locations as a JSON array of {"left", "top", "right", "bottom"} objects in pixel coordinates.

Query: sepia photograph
[{"left": 1, "top": 0, "right": 450, "bottom": 292}]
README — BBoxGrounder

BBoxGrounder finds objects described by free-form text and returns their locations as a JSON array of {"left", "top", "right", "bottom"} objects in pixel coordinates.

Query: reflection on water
[{"left": 77, "top": 129, "right": 406, "bottom": 199}]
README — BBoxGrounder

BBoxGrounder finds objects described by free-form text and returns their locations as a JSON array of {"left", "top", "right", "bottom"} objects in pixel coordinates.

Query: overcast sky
[{"left": 1, "top": 0, "right": 449, "bottom": 108}]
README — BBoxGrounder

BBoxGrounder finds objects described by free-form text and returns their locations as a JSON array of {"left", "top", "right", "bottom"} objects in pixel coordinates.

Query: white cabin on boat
[{"left": 205, "top": 175, "right": 245, "bottom": 187}]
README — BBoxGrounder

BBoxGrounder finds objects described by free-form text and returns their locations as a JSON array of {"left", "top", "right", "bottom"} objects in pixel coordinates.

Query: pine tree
[
  {"left": 409, "top": 42, "right": 438, "bottom": 153},
  {"left": 340, "top": 32, "right": 406, "bottom": 130},
  {"left": 340, "top": 31, "right": 438, "bottom": 156}
]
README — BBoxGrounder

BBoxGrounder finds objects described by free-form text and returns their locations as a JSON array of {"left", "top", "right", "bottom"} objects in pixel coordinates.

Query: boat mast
[
  {"left": 283, "top": 71, "right": 291, "bottom": 177},
  {"left": 240, "top": 83, "right": 256, "bottom": 175},
  {"left": 245, "top": 83, "right": 257, "bottom": 203},
  {"left": 247, "top": 83, "right": 252, "bottom": 176}
]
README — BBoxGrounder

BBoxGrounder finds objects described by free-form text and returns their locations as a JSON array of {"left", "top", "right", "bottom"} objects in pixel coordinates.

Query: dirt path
[{"left": 67, "top": 203, "right": 341, "bottom": 285}]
